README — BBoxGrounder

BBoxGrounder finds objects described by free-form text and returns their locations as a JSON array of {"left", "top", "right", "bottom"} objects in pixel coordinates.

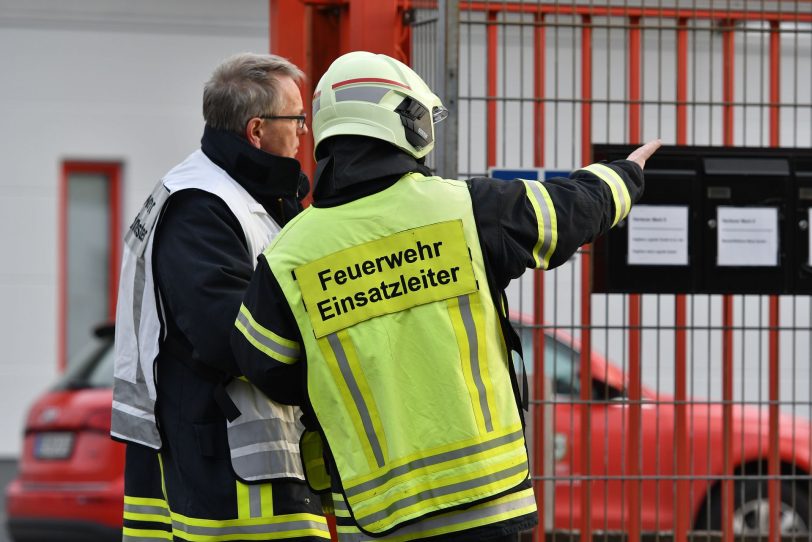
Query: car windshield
[{"left": 52, "top": 329, "right": 114, "bottom": 390}]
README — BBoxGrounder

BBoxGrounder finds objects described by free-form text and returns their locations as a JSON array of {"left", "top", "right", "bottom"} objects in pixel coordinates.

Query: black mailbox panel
[
  {"left": 592, "top": 145, "right": 810, "bottom": 295},
  {"left": 592, "top": 147, "right": 700, "bottom": 293},
  {"left": 794, "top": 157, "right": 812, "bottom": 294},
  {"left": 701, "top": 156, "right": 790, "bottom": 294}
]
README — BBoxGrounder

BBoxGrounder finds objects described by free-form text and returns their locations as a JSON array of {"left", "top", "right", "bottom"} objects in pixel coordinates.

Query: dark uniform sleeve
[
  {"left": 152, "top": 189, "right": 254, "bottom": 376},
  {"left": 468, "top": 159, "right": 643, "bottom": 290},
  {"left": 231, "top": 254, "right": 305, "bottom": 405}
]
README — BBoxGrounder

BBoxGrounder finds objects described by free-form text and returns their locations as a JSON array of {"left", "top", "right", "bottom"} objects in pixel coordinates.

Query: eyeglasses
[{"left": 259, "top": 114, "right": 307, "bottom": 130}]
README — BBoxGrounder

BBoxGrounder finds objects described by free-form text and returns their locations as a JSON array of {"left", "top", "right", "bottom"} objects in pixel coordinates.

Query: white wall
[{"left": 0, "top": 0, "right": 269, "bottom": 457}]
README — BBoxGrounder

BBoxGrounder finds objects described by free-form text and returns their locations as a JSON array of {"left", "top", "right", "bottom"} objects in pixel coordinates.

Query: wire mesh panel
[{"left": 413, "top": 1, "right": 812, "bottom": 541}]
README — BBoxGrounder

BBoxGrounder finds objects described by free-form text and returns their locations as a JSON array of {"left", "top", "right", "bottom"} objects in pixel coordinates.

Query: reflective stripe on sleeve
[
  {"left": 235, "top": 304, "right": 301, "bottom": 364},
  {"left": 520, "top": 180, "right": 558, "bottom": 269},
  {"left": 580, "top": 163, "right": 632, "bottom": 226}
]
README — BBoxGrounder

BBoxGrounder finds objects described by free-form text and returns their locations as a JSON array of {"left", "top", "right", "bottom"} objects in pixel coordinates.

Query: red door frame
[{"left": 58, "top": 161, "right": 122, "bottom": 372}]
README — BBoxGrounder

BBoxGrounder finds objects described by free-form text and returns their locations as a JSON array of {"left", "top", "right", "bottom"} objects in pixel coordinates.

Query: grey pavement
[{"left": 0, "top": 459, "right": 17, "bottom": 542}]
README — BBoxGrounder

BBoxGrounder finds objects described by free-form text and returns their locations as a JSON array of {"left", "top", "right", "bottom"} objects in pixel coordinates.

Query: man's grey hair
[{"left": 203, "top": 52, "right": 304, "bottom": 133}]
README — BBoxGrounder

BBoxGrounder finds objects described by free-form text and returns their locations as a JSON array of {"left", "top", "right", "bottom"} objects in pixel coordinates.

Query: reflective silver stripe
[
  {"left": 249, "top": 484, "right": 262, "bottom": 518},
  {"left": 111, "top": 408, "right": 161, "bottom": 449},
  {"left": 584, "top": 163, "right": 629, "bottom": 224},
  {"left": 230, "top": 446, "right": 303, "bottom": 481},
  {"left": 344, "top": 428, "right": 524, "bottom": 499},
  {"left": 335, "top": 86, "right": 390, "bottom": 104},
  {"left": 113, "top": 377, "right": 155, "bottom": 413},
  {"left": 357, "top": 461, "right": 528, "bottom": 527},
  {"left": 457, "top": 295, "right": 493, "bottom": 432},
  {"left": 123, "top": 502, "right": 170, "bottom": 517},
  {"left": 312, "top": 96, "right": 321, "bottom": 116},
  {"left": 171, "top": 517, "right": 330, "bottom": 537},
  {"left": 236, "top": 310, "right": 300, "bottom": 362},
  {"left": 123, "top": 533, "right": 171, "bottom": 542},
  {"left": 327, "top": 333, "right": 386, "bottom": 468},
  {"left": 132, "top": 251, "right": 146, "bottom": 346},
  {"left": 336, "top": 490, "right": 536, "bottom": 542},
  {"left": 227, "top": 419, "right": 301, "bottom": 448},
  {"left": 523, "top": 180, "right": 555, "bottom": 265}
]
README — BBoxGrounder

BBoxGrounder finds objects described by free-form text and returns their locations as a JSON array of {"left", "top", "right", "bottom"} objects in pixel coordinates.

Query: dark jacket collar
[
  {"left": 312, "top": 136, "right": 432, "bottom": 207},
  {"left": 200, "top": 124, "right": 309, "bottom": 225}
]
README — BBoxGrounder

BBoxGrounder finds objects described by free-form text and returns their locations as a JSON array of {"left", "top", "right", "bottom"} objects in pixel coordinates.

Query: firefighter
[
  {"left": 231, "top": 50, "right": 660, "bottom": 541},
  {"left": 112, "top": 53, "right": 329, "bottom": 541}
]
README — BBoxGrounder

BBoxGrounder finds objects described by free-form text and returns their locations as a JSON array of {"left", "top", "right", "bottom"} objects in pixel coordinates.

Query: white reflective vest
[{"left": 111, "top": 149, "right": 306, "bottom": 482}]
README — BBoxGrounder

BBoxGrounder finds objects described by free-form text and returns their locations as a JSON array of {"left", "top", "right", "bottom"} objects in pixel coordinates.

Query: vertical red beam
[
  {"left": 532, "top": 269, "right": 546, "bottom": 541},
  {"left": 767, "top": 20, "right": 781, "bottom": 542},
  {"left": 534, "top": 13, "right": 546, "bottom": 168},
  {"left": 532, "top": 10, "right": 547, "bottom": 541},
  {"left": 722, "top": 295, "right": 735, "bottom": 542},
  {"left": 269, "top": 0, "right": 314, "bottom": 184},
  {"left": 57, "top": 164, "right": 68, "bottom": 373},
  {"left": 768, "top": 297, "right": 780, "bottom": 542},
  {"left": 579, "top": 14, "right": 593, "bottom": 542},
  {"left": 626, "top": 14, "right": 642, "bottom": 542},
  {"left": 487, "top": 10, "right": 498, "bottom": 169},
  {"left": 628, "top": 16, "right": 642, "bottom": 143},
  {"left": 721, "top": 24, "right": 735, "bottom": 542},
  {"left": 107, "top": 166, "right": 122, "bottom": 321},
  {"left": 722, "top": 21, "right": 735, "bottom": 146},
  {"left": 674, "top": 295, "right": 690, "bottom": 542},
  {"left": 674, "top": 17, "right": 690, "bottom": 542},
  {"left": 347, "top": 0, "right": 399, "bottom": 56},
  {"left": 769, "top": 21, "right": 780, "bottom": 148}
]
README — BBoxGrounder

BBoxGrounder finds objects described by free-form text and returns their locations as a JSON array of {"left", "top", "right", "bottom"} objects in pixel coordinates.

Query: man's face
[{"left": 259, "top": 75, "right": 307, "bottom": 159}]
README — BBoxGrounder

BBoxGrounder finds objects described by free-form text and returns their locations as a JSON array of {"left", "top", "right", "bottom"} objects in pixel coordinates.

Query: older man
[{"left": 112, "top": 53, "right": 329, "bottom": 541}]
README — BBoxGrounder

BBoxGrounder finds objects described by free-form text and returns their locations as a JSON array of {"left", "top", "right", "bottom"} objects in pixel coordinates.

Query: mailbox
[{"left": 592, "top": 145, "right": 808, "bottom": 295}]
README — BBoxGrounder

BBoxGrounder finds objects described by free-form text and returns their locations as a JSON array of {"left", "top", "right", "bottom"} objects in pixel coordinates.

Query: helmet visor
[{"left": 432, "top": 105, "right": 449, "bottom": 124}]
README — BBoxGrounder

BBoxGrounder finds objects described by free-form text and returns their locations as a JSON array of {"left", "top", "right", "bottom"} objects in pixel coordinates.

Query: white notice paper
[
  {"left": 717, "top": 206, "right": 778, "bottom": 267},
  {"left": 627, "top": 205, "right": 689, "bottom": 266}
]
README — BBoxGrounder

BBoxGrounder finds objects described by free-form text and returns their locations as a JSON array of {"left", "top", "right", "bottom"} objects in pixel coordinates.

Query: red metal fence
[{"left": 273, "top": 1, "right": 812, "bottom": 540}]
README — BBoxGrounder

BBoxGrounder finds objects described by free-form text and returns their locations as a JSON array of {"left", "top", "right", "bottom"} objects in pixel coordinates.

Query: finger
[{"left": 627, "top": 138, "right": 662, "bottom": 167}]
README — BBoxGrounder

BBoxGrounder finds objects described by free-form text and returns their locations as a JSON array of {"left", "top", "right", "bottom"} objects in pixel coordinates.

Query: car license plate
[{"left": 34, "top": 432, "right": 74, "bottom": 459}]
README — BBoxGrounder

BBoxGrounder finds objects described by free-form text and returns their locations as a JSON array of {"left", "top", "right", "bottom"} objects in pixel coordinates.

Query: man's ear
[{"left": 244, "top": 118, "right": 263, "bottom": 149}]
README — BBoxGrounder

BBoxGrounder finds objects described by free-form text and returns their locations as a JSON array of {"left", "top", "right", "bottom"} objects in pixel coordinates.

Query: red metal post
[
  {"left": 676, "top": 19, "right": 688, "bottom": 146},
  {"left": 628, "top": 16, "right": 641, "bottom": 143},
  {"left": 487, "top": 10, "right": 498, "bottom": 169},
  {"left": 626, "top": 14, "right": 642, "bottom": 542},
  {"left": 57, "top": 165, "right": 67, "bottom": 373},
  {"left": 579, "top": 14, "right": 593, "bottom": 542},
  {"left": 347, "top": 0, "right": 399, "bottom": 56},
  {"left": 674, "top": 296, "right": 690, "bottom": 542},
  {"left": 722, "top": 295, "right": 734, "bottom": 542},
  {"left": 722, "top": 21, "right": 735, "bottom": 146},
  {"left": 769, "top": 21, "right": 781, "bottom": 148},
  {"left": 460, "top": 2, "right": 812, "bottom": 23},
  {"left": 674, "top": 18, "right": 690, "bottom": 542},
  {"left": 532, "top": 10, "right": 547, "bottom": 541},
  {"left": 768, "top": 21, "right": 781, "bottom": 542},
  {"left": 534, "top": 13, "right": 546, "bottom": 168},
  {"left": 270, "top": 0, "right": 314, "bottom": 185},
  {"left": 768, "top": 296, "right": 780, "bottom": 542},
  {"left": 532, "top": 269, "right": 546, "bottom": 541},
  {"left": 721, "top": 25, "right": 735, "bottom": 542}
]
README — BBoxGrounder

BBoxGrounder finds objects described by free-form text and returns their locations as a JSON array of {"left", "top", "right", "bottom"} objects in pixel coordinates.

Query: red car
[
  {"left": 533, "top": 328, "right": 812, "bottom": 535},
  {"left": 5, "top": 324, "right": 123, "bottom": 542},
  {"left": 6, "top": 323, "right": 811, "bottom": 539}
]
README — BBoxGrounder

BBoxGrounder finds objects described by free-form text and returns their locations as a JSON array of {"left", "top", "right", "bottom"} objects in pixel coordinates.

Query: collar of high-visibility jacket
[
  {"left": 200, "top": 124, "right": 308, "bottom": 204},
  {"left": 312, "top": 135, "right": 432, "bottom": 207}
]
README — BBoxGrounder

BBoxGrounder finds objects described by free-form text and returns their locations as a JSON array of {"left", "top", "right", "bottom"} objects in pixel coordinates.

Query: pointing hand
[{"left": 626, "top": 139, "right": 662, "bottom": 170}]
